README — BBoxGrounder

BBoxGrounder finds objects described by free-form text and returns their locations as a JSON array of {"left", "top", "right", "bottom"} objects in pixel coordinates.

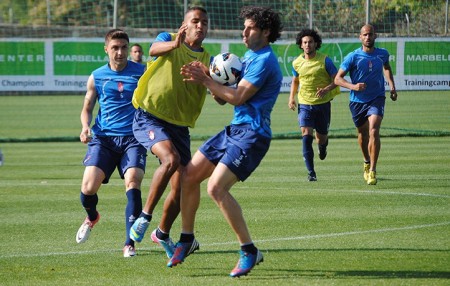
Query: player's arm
[
  {"left": 334, "top": 68, "right": 366, "bottom": 91},
  {"left": 383, "top": 62, "right": 397, "bottom": 101},
  {"left": 316, "top": 57, "right": 339, "bottom": 98},
  {"left": 149, "top": 25, "right": 187, "bottom": 57},
  {"left": 80, "top": 75, "right": 97, "bottom": 144},
  {"left": 181, "top": 61, "right": 257, "bottom": 106},
  {"left": 288, "top": 76, "right": 299, "bottom": 111}
]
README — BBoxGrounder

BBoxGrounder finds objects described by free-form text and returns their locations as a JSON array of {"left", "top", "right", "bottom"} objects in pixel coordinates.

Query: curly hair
[
  {"left": 295, "top": 29, "right": 322, "bottom": 50},
  {"left": 239, "top": 6, "right": 283, "bottom": 43}
]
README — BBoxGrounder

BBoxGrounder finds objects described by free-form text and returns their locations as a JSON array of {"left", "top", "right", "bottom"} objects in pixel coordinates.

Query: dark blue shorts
[
  {"left": 298, "top": 102, "right": 331, "bottom": 135},
  {"left": 199, "top": 124, "right": 271, "bottom": 181},
  {"left": 133, "top": 108, "right": 191, "bottom": 166},
  {"left": 349, "top": 96, "right": 385, "bottom": 127},
  {"left": 83, "top": 135, "right": 147, "bottom": 184}
]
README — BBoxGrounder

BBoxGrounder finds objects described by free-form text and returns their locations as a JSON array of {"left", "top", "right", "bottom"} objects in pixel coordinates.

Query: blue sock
[
  {"left": 125, "top": 189, "right": 142, "bottom": 246},
  {"left": 80, "top": 192, "right": 98, "bottom": 221},
  {"left": 302, "top": 135, "right": 314, "bottom": 174}
]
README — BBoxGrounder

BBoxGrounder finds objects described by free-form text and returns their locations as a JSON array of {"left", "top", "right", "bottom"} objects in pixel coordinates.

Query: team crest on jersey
[
  {"left": 118, "top": 82, "right": 124, "bottom": 92},
  {"left": 368, "top": 60, "right": 373, "bottom": 72},
  {"left": 148, "top": 130, "right": 155, "bottom": 140}
]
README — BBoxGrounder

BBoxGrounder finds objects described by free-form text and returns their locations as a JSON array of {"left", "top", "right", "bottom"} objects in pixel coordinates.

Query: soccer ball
[{"left": 209, "top": 53, "right": 242, "bottom": 86}]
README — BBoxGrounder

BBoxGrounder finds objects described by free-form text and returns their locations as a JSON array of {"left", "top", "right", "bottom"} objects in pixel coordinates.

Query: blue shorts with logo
[
  {"left": 83, "top": 135, "right": 147, "bottom": 184},
  {"left": 199, "top": 124, "right": 270, "bottom": 181},
  {"left": 133, "top": 108, "right": 191, "bottom": 166},
  {"left": 349, "top": 96, "right": 385, "bottom": 127},
  {"left": 298, "top": 102, "right": 331, "bottom": 135}
]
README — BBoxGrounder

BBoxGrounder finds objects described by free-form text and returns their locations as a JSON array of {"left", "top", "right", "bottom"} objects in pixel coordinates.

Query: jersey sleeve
[
  {"left": 291, "top": 66, "right": 299, "bottom": 77},
  {"left": 243, "top": 55, "right": 272, "bottom": 88},
  {"left": 154, "top": 32, "right": 172, "bottom": 43},
  {"left": 325, "top": 56, "right": 338, "bottom": 76}
]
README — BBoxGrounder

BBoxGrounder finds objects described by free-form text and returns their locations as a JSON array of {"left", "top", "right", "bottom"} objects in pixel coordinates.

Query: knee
[
  {"left": 206, "top": 183, "right": 226, "bottom": 202},
  {"left": 125, "top": 179, "right": 142, "bottom": 191},
  {"left": 160, "top": 153, "right": 181, "bottom": 173},
  {"left": 81, "top": 184, "right": 97, "bottom": 196},
  {"left": 369, "top": 127, "right": 380, "bottom": 138}
]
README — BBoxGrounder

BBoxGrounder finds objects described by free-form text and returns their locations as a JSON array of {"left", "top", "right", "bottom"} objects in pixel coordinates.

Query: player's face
[
  {"left": 130, "top": 46, "right": 143, "bottom": 63},
  {"left": 301, "top": 36, "right": 317, "bottom": 55},
  {"left": 105, "top": 39, "right": 129, "bottom": 69},
  {"left": 242, "top": 19, "right": 267, "bottom": 51},
  {"left": 184, "top": 9, "right": 208, "bottom": 46},
  {"left": 360, "top": 26, "right": 376, "bottom": 49}
]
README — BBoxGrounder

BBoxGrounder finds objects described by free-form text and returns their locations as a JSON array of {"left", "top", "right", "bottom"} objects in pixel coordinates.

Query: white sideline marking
[{"left": 1, "top": 221, "right": 448, "bottom": 259}]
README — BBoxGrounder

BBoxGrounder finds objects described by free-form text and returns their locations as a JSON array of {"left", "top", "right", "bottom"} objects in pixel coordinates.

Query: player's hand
[
  {"left": 390, "top": 90, "right": 398, "bottom": 101},
  {"left": 354, "top": 83, "right": 367, "bottom": 91},
  {"left": 316, "top": 87, "right": 328, "bottom": 98},
  {"left": 180, "top": 61, "right": 209, "bottom": 84},
  {"left": 174, "top": 24, "right": 187, "bottom": 48},
  {"left": 80, "top": 128, "right": 92, "bottom": 144},
  {"left": 288, "top": 99, "right": 296, "bottom": 111}
]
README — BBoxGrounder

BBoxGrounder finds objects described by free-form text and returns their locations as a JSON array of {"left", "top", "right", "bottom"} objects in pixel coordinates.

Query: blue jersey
[
  {"left": 231, "top": 46, "right": 282, "bottom": 138},
  {"left": 92, "top": 61, "right": 145, "bottom": 136},
  {"left": 340, "top": 47, "right": 389, "bottom": 103}
]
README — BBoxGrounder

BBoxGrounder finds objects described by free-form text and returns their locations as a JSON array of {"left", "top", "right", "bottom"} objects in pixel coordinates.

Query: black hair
[
  {"left": 239, "top": 6, "right": 283, "bottom": 43},
  {"left": 186, "top": 6, "right": 208, "bottom": 15},
  {"left": 295, "top": 29, "right": 322, "bottom": 50}
]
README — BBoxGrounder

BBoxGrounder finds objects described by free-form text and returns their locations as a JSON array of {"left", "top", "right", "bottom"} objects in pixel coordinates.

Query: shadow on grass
[
  {"left": 256, "top": 269, "right": 450, "bottom": 280},
  {"left": 163, "top": 248, "right": 450, "bottom": 279}
]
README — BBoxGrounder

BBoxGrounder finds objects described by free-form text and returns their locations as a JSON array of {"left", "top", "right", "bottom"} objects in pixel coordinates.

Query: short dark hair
[
  {"left": 186, "top": 6, "right": 208, "bottom": 15},
  {"left": 105, "top": 29, "right": 129, "bottom": 45},
  {"left": 131, "top": 43, "right": 143, "bottom": 49},
  {"left": 296, "top": 29, "right": 322, "bottom": 50},
  {"left": 240, "top": 6, "right": 283, "bottom": 43}
]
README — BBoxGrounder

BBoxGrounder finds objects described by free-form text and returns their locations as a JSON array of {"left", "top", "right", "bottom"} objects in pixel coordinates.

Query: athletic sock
[
  {"left": 302, "top": 135, "right": 314, "bottom": 173},
  {"left": 80, "top": 192, "right": 98, "bottom": 222},
  {"left": 125, "top": 188, "right": 142, "bottom": 246},
  {"left": 241, "top": 243, "right": 258, "bottom": 255},
  {"left": 139, "top": 211, "right": 152, "bottom": 222},
  {"left": 180, "top": 233, "right": 195, "bottom": 243},
  {"left": 156, "top": 227, "right": 169, "bottom": 241}
]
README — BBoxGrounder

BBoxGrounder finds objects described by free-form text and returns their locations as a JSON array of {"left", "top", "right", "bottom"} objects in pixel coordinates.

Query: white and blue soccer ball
[{"left": 209, "top": 53, "right": 242, "bottom": 86}]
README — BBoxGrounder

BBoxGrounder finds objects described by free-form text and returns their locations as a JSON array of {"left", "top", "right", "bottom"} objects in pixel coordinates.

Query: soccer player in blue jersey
[
  {"left": 334, "top": 24, "right": 398, "bottom": 185},
  {"left": 76, "top": 29, "right": 147, "bottom": 258},
  {"left": 129, "top": 7, "right": 211, "bottom": 258},
  {"left": 130, "top": 43, "right": 144, "bottom": 65},
  {"left": 288, "top": 29, "right": 340, "bottom": 182},
  {"left": 169, "top": 6, "right": 283, "bottom": 278}
]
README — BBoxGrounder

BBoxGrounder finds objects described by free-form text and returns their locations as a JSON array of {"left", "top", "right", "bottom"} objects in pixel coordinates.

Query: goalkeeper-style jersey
[{"left": 132, "top": 32, "right": 211, "bottom": 128}]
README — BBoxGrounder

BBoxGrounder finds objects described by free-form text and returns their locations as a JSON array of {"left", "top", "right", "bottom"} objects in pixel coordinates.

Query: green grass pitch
[{"left": 0, "top": 91, "right": 449, "bottom": 284}]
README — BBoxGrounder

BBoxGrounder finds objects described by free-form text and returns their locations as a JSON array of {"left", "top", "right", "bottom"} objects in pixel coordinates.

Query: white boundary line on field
[{"left": 1, "top": 221, "right": 449, "bottom": 259}]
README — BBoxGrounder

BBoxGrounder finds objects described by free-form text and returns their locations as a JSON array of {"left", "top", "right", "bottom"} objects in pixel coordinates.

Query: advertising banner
[{"left": 0, "top": 38, "right": 449, "bottom": 92}]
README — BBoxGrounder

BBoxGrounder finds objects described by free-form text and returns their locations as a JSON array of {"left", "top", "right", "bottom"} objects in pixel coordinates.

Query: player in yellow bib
[
  {"left": 132, "top": 32, "right": 210, "bottom": 128},
  {"left": 129, "top": 7, "right": 212, "bottom": 258},
  {"left": 288, "top": 29, "right": 340, "bottom": 182}
]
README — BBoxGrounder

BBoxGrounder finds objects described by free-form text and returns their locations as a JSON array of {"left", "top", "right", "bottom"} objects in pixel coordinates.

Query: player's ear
[{"left": 104, "top": 46, "right": 107, "bottom": 53}]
